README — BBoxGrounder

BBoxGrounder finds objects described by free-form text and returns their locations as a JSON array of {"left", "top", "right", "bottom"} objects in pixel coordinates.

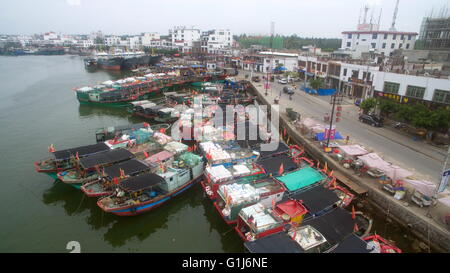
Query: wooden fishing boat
[
  {"left": 34, "top": 143, "right": 110, "bottom": 174},
  {"left": 97, "top": 152, "right": 204, "bottom": 216},
  {"left": 57, "top": 148, "right": 135, "bottom": 187}
]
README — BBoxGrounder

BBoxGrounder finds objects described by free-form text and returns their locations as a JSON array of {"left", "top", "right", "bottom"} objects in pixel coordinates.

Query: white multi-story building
[
  {"left": 141, "top": 32, "right": 160, "bottom": 47},
  {"left": 170, "top": 26, "right": 201, "bottom": 52},
  {"left": 105, "top": 36, "right": 120, "bottom": 46},
  {"left": 43, "top": 31, "right": 58, "bottom": 41},
  {"left": 202, "top": 29, "right": 233, "bottom": 54},
  {"left": 341, "top": 30, "right": 418, "bottom": 56}
]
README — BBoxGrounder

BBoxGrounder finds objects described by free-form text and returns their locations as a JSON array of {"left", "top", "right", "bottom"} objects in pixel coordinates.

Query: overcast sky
[{"left": 1, "top": 0, "right": 448, "bottom": 37}]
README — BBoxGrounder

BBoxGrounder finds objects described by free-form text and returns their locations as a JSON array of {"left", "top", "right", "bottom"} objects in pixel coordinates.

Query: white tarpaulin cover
[
  {"left": 358, "top": 153, "right": 413, "bottom": 180},
  {"left": 403, "top": 179, "right": 437, "bottom": 197},
  {"left": 358, "top": 153, "right": 389, "bottom": 169},
  {"left": 338, "top": 145, "right": 369, "bottom": 156},
  {"left": 206, "top": 165, "right": 232, "bottom": 183}
]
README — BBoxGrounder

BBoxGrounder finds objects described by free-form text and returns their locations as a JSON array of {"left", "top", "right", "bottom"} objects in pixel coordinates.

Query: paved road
[{"left": 244, "top": 72, "right": 448, "bottom": 185}]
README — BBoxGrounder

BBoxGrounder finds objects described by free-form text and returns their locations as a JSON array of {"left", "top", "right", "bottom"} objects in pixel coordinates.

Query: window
[
  {"left": 393, "top": 34, "right": 397, "bottom": 39},
  {"left": 382, "top": 43, "right": 386, "bottom": 49},
  {"left": 384, "top": 33, "right": 388, "bottom": 39},
  {"left": 401, "top": 35, "right": 405, "bottom": 40},
  {"left": 391, "top": 43, "right": 395, "bottom": 49},
  {"left": 406, "top": 44, "right": 410, "bottom": 49},
  {"left": 371, "top": 43, "right": 376, "bottom": 48},
  {"left": 433, "top": 89, "right": 450, "bottom": 104},
  {"left": 352, "top": 70, "right": 359, "bottom": 78},
  {"left": 399, "top": 43, "right": 403, "bottom": 49},
  {"left": 348, "top": 34, "right": 352, "bottom": 39},
  {"left": 408, "top": 35, "right": 412, "bottom": 40},
  {"left": 372, "top": 33, "right": 378, "bottom": 39},
  {"left": 343, "top": 68, "right": 347, "bottom": 76},
  {"left": 346, "top": 42, "right": 351, "bottom": 47},
  {"left": 383, "top": 82, "right": 400, "bottom": 94},
  {"left": 406, "top": 85, "right": 425, "bottom": 99},
  {"left": 357, "top": 34, "right": 360, "bottom": 39}
]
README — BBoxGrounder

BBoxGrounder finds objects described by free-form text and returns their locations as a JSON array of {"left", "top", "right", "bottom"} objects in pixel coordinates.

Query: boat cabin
[{"left": 214, "top": 177, "right": 286, "bottom": 225}]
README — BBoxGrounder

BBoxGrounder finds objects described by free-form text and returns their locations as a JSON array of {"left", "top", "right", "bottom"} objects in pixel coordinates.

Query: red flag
[
  {"left": 272, "top": 198, "right": 276, "bottom": 210},
  {"left": 278, "top": 163, "right": 284, "bottom": 175},
  {"left": 283, "top": 128, "right": 287, "bottom": 137},
  {"left": 48, "top": 144, "right": 55, "bottom": 153},
  {"left": 113, "top": 177, "right": 119, "bottom": 185},
  {"left": 76, "top": 152, "right": 80, "bottom": 161},
  {"left": 317, "top": 161, "right": 320, "bottom": 169},
  {"left": 144, "top": 151, "right": 149, "bottom": 158},
  {"left": 143, "top": 122, "right": 150, "bottom": 127},
  {"left": 352, "top": 205, "right": 356, "bottom": 220},
  {"left": 160, "top": 128, "right": 166, "bottom": 134},
  {"left": 329, "top": 170, "right": 334, "bottom": 177},
  {"left": 354, "top": 223, "right": 359, "bottom": 232},
  {"left": 291, "top": 229, "right": 297, "bottom": 240}
]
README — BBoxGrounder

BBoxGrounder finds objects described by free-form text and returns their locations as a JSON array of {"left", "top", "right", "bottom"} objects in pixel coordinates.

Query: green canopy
[{"left": 276, "top": 167, "right": 324, "bottom": 191}]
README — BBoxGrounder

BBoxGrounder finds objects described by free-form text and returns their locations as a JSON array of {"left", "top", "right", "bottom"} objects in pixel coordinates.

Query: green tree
[
  {"left": 360, "top": 98, "right": 377, "bottom": 114},
  {"left": 309, "top": 78, "right": 324, "bottom": 90},
  {"left": 395, "top": 104, "right": 415, "bottom": 122},
  {"left": 377, "top": 98, "right": 399, "bottom": 117}
]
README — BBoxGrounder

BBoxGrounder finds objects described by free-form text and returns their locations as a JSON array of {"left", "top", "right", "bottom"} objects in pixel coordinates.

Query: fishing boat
[
  {"left": 362, "top": 234, "right": 402, "bottom": 253},
  {"left": 244, "top": 208, "right": 363, "bottom": 253},
  {"left": 235, "top": 199, "right": 308, "bottom": 242},
  {"left": 213, "top": 177, "right": 286, "bottom": 225},
  {"left": 82, "top": 139, "right": 187, "bottom": 197},
  {"left": 57, "top": 148, "right": 135, "bottom": 188},
  {"left": 74, "top": 71, "right": 227, "bottom": 107},
  {"left": 34, "top": 142, "right": 111, "bottom": 176},
  {"left": 97, "top": 152, "right": 204, "bottom": 216}
]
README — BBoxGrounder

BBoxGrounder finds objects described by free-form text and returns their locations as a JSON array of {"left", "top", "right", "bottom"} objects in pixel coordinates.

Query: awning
[
  {"left": 104, "top": 159, "right": 150, "bottom": 179},
  {"left": 79, "top": 148, "right": 134, "bottom": 169},
  {"left": 256, "top": 141, "right": 290, "bottom": 158},
  {"left": 276, "top": 167, "right": 325, "bottom": 192},
  {"left": 119, "top": 173, "right": 166, "bottom": 192},
  {"left": 256, "top": 154, "right": 297, "bottom": 175},
  {"left": 244, "top": 232, "right": 304, "bottom": 253},
  {"left": 53, "top": 143, "right": 110, "bottom": 161},
  {"left": 331, "top": 234, "right": 371, "bottom": 253},
  {"left": 288, "top": 185, "right": 340, "bottom": 214},
  {"left": 303, "top": 208, "right": 355, "bottom": 245}
]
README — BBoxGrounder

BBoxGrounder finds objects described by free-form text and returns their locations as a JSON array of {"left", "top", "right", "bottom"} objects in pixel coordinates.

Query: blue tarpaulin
[
  {"left": 303, "top": 87, "right": 336, "bottom": 96},
  {"left": 316, "top": 131, "right": 344, "bottom": 141},
  {"left": 190, "top": 65, "right": 205, "bottom": 68},
  {"left": 273, "top": 66, "right": 287, "bottom": 71}
]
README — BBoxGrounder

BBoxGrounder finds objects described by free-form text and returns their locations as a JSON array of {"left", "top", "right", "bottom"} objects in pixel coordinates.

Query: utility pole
[{"left": 326, "top": 94, "right": 337, "bottom": 148}]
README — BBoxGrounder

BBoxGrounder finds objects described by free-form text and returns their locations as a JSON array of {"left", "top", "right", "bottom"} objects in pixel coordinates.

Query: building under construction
[{"left": 419, "top": 16, "right": 450, "bottom": 50}]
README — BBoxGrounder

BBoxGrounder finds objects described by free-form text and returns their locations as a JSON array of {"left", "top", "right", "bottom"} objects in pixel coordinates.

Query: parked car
[
  {"left": 252, "top": 76, "right": 261, "bottom": 82},
  {"left": 359, "top": 114, "right": 383, "bottom": 127},
  {"left": 283, "top": 86, "right": 294, "bottom": 94},
  {"left": 278, "top": 78, "right": 288, "bottom": 84}
]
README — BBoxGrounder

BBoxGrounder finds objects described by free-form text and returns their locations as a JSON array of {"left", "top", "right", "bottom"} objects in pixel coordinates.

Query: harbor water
[{"left": 0, "top": 55, "right": 429, "bottom": 252}]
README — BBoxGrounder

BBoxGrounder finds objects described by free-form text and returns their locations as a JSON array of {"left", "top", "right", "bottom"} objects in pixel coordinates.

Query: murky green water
[
  {"left": 0, "top": 55, "right": 430, "bottom": 253},
  {"left": 0, "top": 55, "right": 242, "bottom": 253}
]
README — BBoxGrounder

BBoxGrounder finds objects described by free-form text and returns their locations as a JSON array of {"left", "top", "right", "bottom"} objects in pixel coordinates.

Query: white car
[{"left": 278, "top": 78, "right": 288, "bottom": 84}]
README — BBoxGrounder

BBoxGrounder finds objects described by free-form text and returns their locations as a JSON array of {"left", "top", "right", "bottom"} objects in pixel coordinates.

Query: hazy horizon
[{"left": 1, "top": 0, "right": 449, "bottom": 38}]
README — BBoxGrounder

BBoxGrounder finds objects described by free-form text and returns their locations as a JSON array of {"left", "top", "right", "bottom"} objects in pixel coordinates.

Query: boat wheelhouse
[
  {"left": 95, "top": 122, "right": 149, "bottom": 142},
  {"left": 97, "top": 152, "right": 204, "bottom": 216},
  {"left": 57, "top": 148, "right": 135, "bottom": 187},
  {"left": 213, "top": 177, "right": 286, "bottom": 225},
  {"left": 34, "top": 142, "right": 110, "bottom": 174},
  {"left": 362, "top": 234, "right": 402, "bottom": 253},
  {"left": 235, "top": 199, "right": 308, "bottom": 242}
]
